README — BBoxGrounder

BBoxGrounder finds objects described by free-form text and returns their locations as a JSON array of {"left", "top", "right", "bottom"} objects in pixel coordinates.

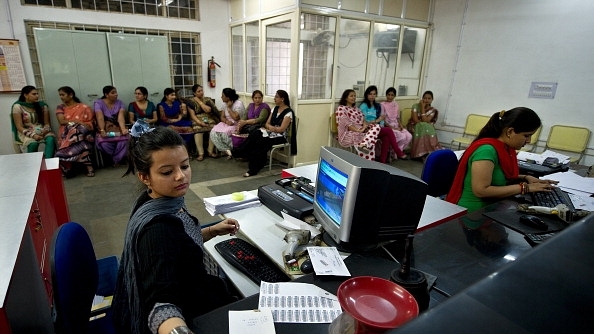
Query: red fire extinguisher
[{"left": 208, "top": 56, "right": 220, "bottom": 88}]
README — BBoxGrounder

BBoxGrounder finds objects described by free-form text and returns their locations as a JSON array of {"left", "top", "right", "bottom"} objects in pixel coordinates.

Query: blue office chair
[
  {"left": 50, "top": 222, "right": 117, "bottom": 334},
  {"left": 421, "top": 149, "right": 459, "bottom": 198}
]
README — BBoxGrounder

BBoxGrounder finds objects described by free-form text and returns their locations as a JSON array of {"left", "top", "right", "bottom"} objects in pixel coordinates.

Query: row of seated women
[
  {"left": 335, "top": 85, "right": 442, "bottom": 162},
  {"left": 12, "top": 84, "right": 295, "bottom": 178}
]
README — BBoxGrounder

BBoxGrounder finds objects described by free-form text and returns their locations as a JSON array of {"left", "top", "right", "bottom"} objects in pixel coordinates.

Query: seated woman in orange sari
[{"left": 54, "top": 86, "right": 96, "bottom": 177}]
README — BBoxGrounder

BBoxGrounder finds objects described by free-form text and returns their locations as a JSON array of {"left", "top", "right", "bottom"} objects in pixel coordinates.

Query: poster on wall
[{"left": 0, "top": 39, "right": 27, "bottom": 92}]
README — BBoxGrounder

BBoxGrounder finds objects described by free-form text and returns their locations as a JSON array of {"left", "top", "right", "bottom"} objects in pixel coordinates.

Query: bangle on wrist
[{"left": 170, "top": 326, "right": 194, "bottom": 334}]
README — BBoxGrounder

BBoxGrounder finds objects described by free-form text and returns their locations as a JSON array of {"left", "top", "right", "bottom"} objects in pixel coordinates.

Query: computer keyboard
[
  {"left": 531, "top": 187, "right": 577, "bottom": 218},
  {"left": 214, "top": 238, "right": 291, "bottom": 284},
  {"left": 524, "top": 232, "right": 556, "bottom": 246}
]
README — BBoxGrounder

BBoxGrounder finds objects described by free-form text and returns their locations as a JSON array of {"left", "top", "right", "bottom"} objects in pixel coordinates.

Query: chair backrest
[
  {"left": 330, "top": 112, "right": 338, "bottom": 135},
  {"left": 463, "top": 114, "right": 490, "bottom": 137},
  {"left": 400, "top": 108, "right": 413, "bottom": 130},
  {"left": 421, "top": 149, "right": 459, "bottom": 197},
  {"left": 51, "top": 222, "right": 99, "bottom": 333},
  {"left": 545, "top": 125, "right": 591, "bottom": 162}
]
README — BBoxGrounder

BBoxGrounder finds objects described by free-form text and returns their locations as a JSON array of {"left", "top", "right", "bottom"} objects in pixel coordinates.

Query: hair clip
[
  {"left": 130, "top": 119, "right": 155, "bottom": 138},
  {"left": 499, "top": 110, "right": 506, "bottom": 120}
]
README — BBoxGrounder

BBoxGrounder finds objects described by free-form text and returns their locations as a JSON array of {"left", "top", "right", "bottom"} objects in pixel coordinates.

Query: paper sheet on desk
[
  {"left": 517, "top": 150, "right": 571, "bottom": 164},
  {"left": 229, "top": 309, "right": 276, "bottom": 334},
  {"left": 258, "top": 281, "right": 342, "bottom": 323},
  {"left": 276, "top": 212, "right": 321, "bottom": 237},
  {"left": 307, "top": 246, "right": 351, "bottom": 276}
]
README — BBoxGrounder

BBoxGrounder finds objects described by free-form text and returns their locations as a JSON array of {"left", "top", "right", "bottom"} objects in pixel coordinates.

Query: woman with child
[{"left": 209, "top": 88, "right": 246, "bottom": 159}]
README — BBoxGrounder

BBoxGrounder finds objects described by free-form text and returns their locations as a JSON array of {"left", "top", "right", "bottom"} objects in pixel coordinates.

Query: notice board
[{"left": 0, "top": 39, "right": 27, "bottom": 92}]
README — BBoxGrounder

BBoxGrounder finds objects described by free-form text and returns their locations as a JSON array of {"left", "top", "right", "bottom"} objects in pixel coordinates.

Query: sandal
[
  {"left": 196, "top": 155, "right": 204, "bottom": 161},
  {"left": 243, "top": 171, "right": 256, "bottom": 177},
  {"left": 86, "top": 169, "right": 95, "bottom": 177},
  {"left": 225, "top": 150, "right": 233, "bottom": 160},
  {"left": 208, "top": 151, "right": 218, "bottom": 158}
]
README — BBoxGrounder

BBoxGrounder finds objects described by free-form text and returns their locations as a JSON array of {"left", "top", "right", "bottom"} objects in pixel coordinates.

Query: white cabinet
[{"left": 34, "top": 28, "right": 170, "bottom": 122}]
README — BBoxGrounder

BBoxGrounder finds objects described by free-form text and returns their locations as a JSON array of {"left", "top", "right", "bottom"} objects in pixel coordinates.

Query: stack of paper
[{"left": 203, "top": 191, "right": 261, "bottom": 215}]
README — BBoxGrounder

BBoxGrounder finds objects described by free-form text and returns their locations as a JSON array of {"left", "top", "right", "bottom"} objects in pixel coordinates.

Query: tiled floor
[{"left": 63, "top": 148, "right": 424, "bottom": 259}]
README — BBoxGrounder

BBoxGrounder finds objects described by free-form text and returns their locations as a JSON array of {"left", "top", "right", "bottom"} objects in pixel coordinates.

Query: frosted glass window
[
  {"left": 395, "top": 26, "right": 426, "bottom": 97},
  {"left": 231, "top": 25, "right": 245, "bottom": 92},
  {"left": 246, "top": 21, "right": 260, "bottom": 93},
  {"left": 265, "top": 21, "right": 291, "bottom": 96},
  {"left": 335, "top": 19, "right": 370, "bottom": 98},
  {"left": 298, "top": 13, "right": 336, "bottom": 100}
]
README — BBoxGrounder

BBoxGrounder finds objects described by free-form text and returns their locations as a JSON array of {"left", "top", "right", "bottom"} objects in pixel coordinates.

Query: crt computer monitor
[{"left": 313, "top": 146, "right": 428, "bottom": 252}]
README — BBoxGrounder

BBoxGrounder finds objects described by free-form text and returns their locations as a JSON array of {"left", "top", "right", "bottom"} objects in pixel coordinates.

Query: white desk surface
[
  {"left": 0, "top": 153, "right": 44, "bottom": 305},
  {"left": 203, "top": 165, "right": 467, "bottom": 298}
]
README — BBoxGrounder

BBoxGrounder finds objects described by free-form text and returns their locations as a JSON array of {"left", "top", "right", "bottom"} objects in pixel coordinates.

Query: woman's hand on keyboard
[
  {"left": 527, "top": 182, "right": 557, "bottom": 193},
  {"left": 525, "top": 175, "right": 559, "bottom": 186}
]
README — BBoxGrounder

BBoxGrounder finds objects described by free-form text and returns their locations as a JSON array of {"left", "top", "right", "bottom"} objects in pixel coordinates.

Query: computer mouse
[
  {"left": 519, "top": 215, "right": 548, "bottom": 230},
  {"left": 300, "top": 259, "right": 314, "bottom": 274}
]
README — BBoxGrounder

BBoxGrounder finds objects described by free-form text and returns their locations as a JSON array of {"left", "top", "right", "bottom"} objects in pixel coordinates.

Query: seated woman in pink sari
[
  {"left": 381, "top": 87, "right": 412, "bottom": 157},
  {"left": 54, "top": 86, "right": 96, "bottom": 177},
  {"left": 95, "top": 85, "right": 129, "bottom": 167},
  {"left": 335, "top": 89, "right": 381, "bottom": 161}
]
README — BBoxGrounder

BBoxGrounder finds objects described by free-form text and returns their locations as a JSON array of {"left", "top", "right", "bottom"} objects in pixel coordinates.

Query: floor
[{"left": 63, "top": 148, "right": 425, "bottom": 259}]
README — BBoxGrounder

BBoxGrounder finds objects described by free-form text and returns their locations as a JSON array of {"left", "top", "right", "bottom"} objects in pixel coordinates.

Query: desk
[
  {"left": 202, "top": 164, "right": 466, "bottom": 298},
  {"left": 1, "top": 154, "right": 69, "bottom": 333},
  {"left": 197, "top": 200, "right": 594, "bottom": 334}
]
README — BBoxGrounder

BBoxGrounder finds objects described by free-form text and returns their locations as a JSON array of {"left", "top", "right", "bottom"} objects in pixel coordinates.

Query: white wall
[
  {"left": 0, "top": 0, "right": 231, "bottom": 155},
  {"left": 428, "top": 0, "right": 594, "bottom": 165}
]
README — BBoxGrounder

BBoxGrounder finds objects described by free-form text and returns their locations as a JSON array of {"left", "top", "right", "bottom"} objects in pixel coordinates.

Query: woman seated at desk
[
  {"left": 112, "top": 124, "right": 239, "bottom": 334},
  {"left": 446, "top": 107, "right": 557, "bottom": 212},
  {"left": 94, "top": 85, "right": 129, "bottom": 167}
]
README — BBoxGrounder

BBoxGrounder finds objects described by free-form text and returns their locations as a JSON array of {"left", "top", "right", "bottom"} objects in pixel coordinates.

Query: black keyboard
[
  {"left": 531, "top": 187, "right": 576, "bottom": 219},
  {"left": 214, "top": 238, "right": 290, "bottom": 284},
  {"left": 525, "top": 232, "right": 556, "bottom": 246}
]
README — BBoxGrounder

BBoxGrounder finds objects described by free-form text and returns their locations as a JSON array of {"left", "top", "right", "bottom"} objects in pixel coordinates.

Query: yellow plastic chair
[
  {"left": 544, "top": 125, "right": 591, "bottom": 163},
  {"left": 400, "top": 107, "right": 413, "bottom": 132},
  {"left": 520, "top": 125, "right": 542, "bottom": 152},
  {"left": 450, "top": 114, "right": 490, "bottom": 150}
]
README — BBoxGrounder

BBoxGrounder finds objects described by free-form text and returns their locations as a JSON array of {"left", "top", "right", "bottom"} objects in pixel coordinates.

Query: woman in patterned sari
[
  {"left": 55, "top": 86, "right": 96, "bottom": 177},
  {"left": 95, "top": 85, "right": 129, "bottom": 167},
  {"left": 11, "top": 85, "right": 56, "bottom": 157}
]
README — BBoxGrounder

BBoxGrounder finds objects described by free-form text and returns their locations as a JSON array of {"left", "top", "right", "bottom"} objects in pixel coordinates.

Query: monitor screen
[
  {"left": 316, "top": 158, "right": 349, "bottom": 227},
  {"left": 313, "top": 146, "right": 427, "bottom": 252}
]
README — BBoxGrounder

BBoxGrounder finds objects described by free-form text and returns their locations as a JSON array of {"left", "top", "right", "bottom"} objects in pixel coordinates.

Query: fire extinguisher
[{"left": 208, "top": 56, "right": 220, "bottom": 88}]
